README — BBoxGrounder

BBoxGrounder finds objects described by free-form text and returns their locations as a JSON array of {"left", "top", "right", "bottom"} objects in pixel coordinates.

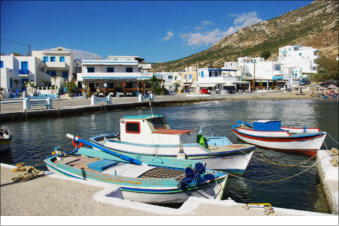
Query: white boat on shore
[{"left": 90, "top": 115, "right": 255, "bottom": 174}]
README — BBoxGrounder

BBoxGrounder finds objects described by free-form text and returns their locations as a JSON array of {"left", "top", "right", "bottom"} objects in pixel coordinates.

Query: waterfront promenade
[
  {"left": 0, "top": 163, "right": 333, "bottom": 219},
  {"left": 0, "top": 90, "right": 324, "bottom": 122}
]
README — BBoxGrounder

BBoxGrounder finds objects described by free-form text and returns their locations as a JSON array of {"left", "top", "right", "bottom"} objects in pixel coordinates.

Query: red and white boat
[{"left": 232, "top": 120, "right": 326, "bottom": 156}]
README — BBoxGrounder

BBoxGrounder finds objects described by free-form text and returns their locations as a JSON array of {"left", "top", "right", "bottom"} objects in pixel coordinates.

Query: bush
[{"left": 64, "top": 81, "right": 77, "bottom": 97}]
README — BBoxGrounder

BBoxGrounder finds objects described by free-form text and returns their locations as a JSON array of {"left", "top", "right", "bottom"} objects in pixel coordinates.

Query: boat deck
[{"left": 56, "top": 155, "right": 185, "bottom": 180}]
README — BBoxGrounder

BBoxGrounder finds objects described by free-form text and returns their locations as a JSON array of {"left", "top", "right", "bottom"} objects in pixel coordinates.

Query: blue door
[{"left": 21, "top": 61, "right": 28, "bottom": 74}]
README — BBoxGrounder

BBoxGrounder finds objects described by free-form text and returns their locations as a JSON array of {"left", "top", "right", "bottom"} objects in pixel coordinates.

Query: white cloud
[
  {"left": 195, "top": 20, "right": 214, "bottom": 30},
  {"left": 161, "top": 31, "right": 174, "bottom": 42},
  {"left": 181, "top": 12, "right": 262, "bottom": 47}
]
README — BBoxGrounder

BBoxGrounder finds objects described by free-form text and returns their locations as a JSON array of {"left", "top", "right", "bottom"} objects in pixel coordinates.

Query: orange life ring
[{"left": 72, "top": 136, "right": 84, "bottom": 148}]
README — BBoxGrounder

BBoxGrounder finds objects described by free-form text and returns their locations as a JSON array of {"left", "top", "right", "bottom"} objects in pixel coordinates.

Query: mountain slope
[{"left": 152, "top": 0, "right": 338, "bottom": 72}]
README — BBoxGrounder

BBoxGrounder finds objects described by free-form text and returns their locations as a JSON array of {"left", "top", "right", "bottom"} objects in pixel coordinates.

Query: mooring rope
[
  {"left": 227, "top": 161, "right": 317, "bottom": 184},
  {"left": 238, "top": 149, "right": 316, "bottom": 167},
  {"left": 326, "top": 132, "right": 339, "bottom": 144}
]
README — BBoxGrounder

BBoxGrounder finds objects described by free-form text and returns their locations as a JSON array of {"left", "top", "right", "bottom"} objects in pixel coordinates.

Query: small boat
[
  {"left": 44, "top": 135, "right": 228, "bottom": 204},
  {"left": 232, "top": 120, "right": 327, "bottom": 156},
  {"left": 89, "top": 115, "right": 255, "bottom": 174},
  {"left": 0, "top": 128, "right": 12, "bottom": 153}
]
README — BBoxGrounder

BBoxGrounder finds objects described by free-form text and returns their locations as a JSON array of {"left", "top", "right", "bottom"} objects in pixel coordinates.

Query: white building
[
  {"left": 155, "top": 72, "right": 181, "bottom": 94},
  {"left": 32, "top": 47, "right": 74, "bottom": 89},
  {"left": 193, "top": 68, "right": 246, "bottom": 94},
  {"left": 77, "top": 56, "right": 151, "bottom": 96},
  {"left": 278, "top": 45, "right": 319, "bottom": 78},
  {"left": 223, "top": 57, "right": 286, "bottom": 91},
  {"left": 0, "top": 54, "right": 49, "bottom": 94}
]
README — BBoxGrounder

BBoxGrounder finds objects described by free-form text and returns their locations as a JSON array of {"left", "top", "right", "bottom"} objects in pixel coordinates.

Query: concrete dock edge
[{"left": 317, "top": 150, "right": 339, "bottom": 215}]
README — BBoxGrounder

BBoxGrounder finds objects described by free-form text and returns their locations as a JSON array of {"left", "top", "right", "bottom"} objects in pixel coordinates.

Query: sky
[{"left": 1, "top": 0, "right": 312, "bottom": 63}]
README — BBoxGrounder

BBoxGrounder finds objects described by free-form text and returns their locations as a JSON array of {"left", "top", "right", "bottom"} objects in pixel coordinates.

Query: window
[
  {"left": 148, "top": 118, "right": 166, "bottom": 130},
  {"left": 126, "top": 67, "right": 133, "bottom": 72},
  {"left": 62, "top": 71, "right": 68, "bottom": 78},
  {"left": 59, "top": 56, "right": 65, "bottom": 62},
  {"left": 43, "top": 56, "right": 48, "bottom": 63},
  {"left": 50, "top": 56, "right": 56, "bottom": 62},
  {"left": 0, "top": 61, "right": 3, "bottom": 68},
  {"left": 125, "top": 122, "right": 140, "bottom": 134},
  {"left": 50, "top": 71, "right": 57, "bottom": 76},
  {"left": 168, "top": 75, "right": 173, "bottom": 80},
  {"left": 189, "top": 74, "right": 192, "bottom": 79},
  {"left": 107, "top": 67, "right": 114, "bottom": 72},
  {"left": 87, "top": 67, "right": 95, "bottom": 73},
  {"left": 201, "top": 71, "right": 204, "bottom": 78}
]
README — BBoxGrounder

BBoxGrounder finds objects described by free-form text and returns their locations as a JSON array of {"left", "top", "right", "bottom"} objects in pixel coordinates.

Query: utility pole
[
  {"left": 1, "top": 38, "right": 31, "bottom": 56},
  {"left": 252, "top": 61, "right": 256, "bottom": 91}
]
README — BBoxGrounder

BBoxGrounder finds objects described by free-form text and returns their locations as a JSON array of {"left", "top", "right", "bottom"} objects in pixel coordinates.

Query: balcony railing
[{"left": 19, "top": 69, "right": 29, "bottom": 75}]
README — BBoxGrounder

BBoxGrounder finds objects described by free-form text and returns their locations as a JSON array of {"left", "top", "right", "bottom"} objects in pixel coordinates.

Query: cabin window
[
  {"left": 148, "top": 118, "right": 166, "bottom": 130},
  {"left": 125, "top": 122, "right": 140, "bottom": 134}
]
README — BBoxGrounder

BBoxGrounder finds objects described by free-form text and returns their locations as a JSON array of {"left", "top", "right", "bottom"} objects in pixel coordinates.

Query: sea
[{"left": 1, "top": 98, "right": 338, "bottom": 213}]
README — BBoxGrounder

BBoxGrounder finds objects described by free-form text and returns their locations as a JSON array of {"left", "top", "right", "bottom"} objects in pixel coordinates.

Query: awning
[
  {"left": 223, "top": 82, "right": 236, "bottom": 87},
  {"left": 191, "top": 83, "right": 217, "bottom": 88}
]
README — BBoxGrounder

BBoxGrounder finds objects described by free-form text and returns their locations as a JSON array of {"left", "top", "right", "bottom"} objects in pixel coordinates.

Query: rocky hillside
[{"left": 152, "top": 0, "right": 338, "bottom": 72}]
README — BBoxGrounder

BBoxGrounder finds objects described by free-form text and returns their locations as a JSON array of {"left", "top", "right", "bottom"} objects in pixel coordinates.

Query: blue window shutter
[
  {"left": 50, "top": 56, "right": 55, "bottom": 62},
  {"left": 0, "top": 61, "right": 3, "bottom": 68},
  {"left": 10, "top": 78, "right": 13, "bottom": 88},
  {"left": 60, "top": 56, "right": 65, "bottom": 62},
  {"left": 201, "top": 71, "right": 204, "bottom": 77},
  {"left": 43, "top": 56, "right": 48, "bottom": 62}
]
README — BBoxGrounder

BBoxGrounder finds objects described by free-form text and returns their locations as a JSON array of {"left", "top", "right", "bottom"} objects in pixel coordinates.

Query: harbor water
[{"left": 1, "top": 99, "right": 338, "bottom": 213}]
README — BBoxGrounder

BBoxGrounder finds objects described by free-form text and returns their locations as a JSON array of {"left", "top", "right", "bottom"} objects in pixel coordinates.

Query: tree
[
  {"left": 145, "top": 75, "right": 165, "bottom": 95},
  {"left": 260, "top": 50, "right": 271, "bottom": 60},
  {"left": 64, "top": 81, "right": 77, "bottom": 97},
  {"left": 314, "top": 56, "right": 339, "bottom": 82}
]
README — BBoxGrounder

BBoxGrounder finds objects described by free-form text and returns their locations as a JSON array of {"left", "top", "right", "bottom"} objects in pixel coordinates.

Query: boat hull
[
  {"left": 45, "top": 158, "right": 227, "bottom": 204},
  {"left": 0, "top": 139, "right": 11, "bottom": 153},
  {"left": 232, "top": 128, "right": 326, "bottom": 156},
  {"left": 90, "top": 136, "right": 254, "bottom": 174}
]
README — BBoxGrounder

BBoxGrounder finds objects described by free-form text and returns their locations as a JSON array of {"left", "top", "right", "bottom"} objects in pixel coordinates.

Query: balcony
[
  {"left": 45, "top": 61, "right": 66, "bottom": 68},
  {"left": 19, "top": 69, "right": 29, "bottom": 74}
]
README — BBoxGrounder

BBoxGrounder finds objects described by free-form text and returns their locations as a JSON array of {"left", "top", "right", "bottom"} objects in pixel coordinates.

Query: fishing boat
[
  {"left": 0, "top": 128, "right": 12, "bottom": 153},
  {"left": 89, "top": 115, "right": 255, "bottom": 174},
  {"left": 44, "top": 134, "right": 228, "bottom": 204},
  {"left": 232, "top": 120, "right": 327, "bottom": 156}
]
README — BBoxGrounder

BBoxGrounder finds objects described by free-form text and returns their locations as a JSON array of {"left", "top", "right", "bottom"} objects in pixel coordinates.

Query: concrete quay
[
  {"left": 317, "top": 150, "right": 339, "bottom": 215},
  {"left": 1, "top": 163, "right": 337, "bottom": 226},
  {"left": 0, "top": 90, "right": 320, "bottom": 122}
]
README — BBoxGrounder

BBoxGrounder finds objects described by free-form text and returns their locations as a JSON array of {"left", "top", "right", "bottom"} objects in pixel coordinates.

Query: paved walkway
[{"left": 0, "top": 90, "right": 317, "bottom": 114}]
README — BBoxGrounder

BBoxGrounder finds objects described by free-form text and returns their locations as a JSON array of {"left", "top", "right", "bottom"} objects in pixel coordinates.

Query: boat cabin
[
  {"left": 253, "top": 120, "right": 282, "bottom": 131},
  {"left": 119, "top": 115, "right": 197, "bottom": 145}
]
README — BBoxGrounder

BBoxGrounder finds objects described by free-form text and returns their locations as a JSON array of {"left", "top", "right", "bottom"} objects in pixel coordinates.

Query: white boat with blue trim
[
  {"left": 89, "top": 115, "right": 255, "bottom": 174},
  {"left": 44, "top": 134, "right": 228, "bottom": 204},
  {"left": 232, "top": 120, "right": 327, "bottom": 156}
]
